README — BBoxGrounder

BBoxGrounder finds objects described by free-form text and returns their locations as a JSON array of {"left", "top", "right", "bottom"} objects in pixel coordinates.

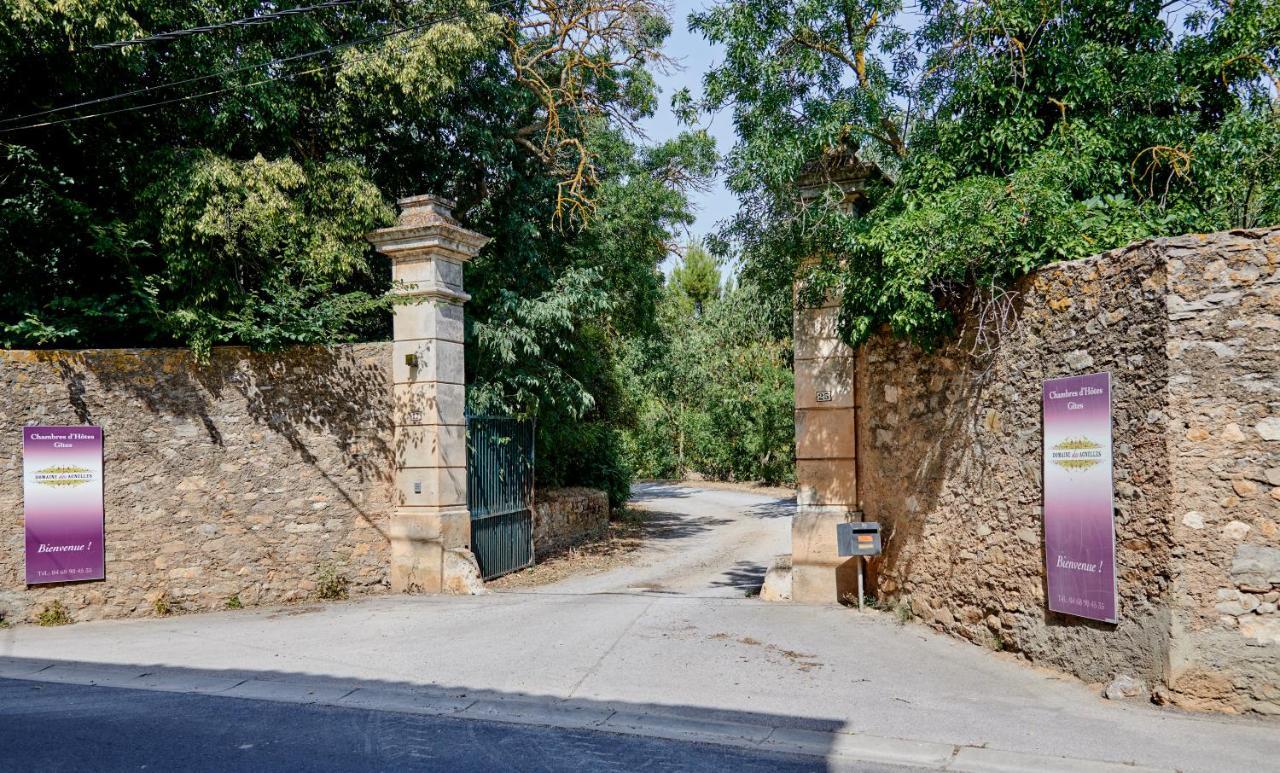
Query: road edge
[{"left": 0, "top": 659, "right": 1170, "bottom": 773}]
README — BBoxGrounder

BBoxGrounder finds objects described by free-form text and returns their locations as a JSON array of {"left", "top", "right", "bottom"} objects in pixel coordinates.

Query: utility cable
[
  {"left": 1, "top": 22, "right": 421, "bottom": 127},
  {"left": 87, "top": 0, "right": 365, "bottom": 50},
  {"left": 2, "top": 22, "right": 435, "bottom": 134},
  {"left": 1, "top": 0, "right": 515, "bottom": 132}
]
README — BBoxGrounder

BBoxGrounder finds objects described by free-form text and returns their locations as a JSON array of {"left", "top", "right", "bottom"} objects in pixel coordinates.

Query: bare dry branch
[
  {"left": 505, "top": 0, "right": 671, "bottom": 226},
  {"left": 1129, "top": 145, "right": 1193, "bottom": 205}
]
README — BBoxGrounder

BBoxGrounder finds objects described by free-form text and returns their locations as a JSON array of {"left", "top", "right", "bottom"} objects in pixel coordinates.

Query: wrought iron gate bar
[{"left": 465, "top": 415, "right": 535, "bottom": 579}]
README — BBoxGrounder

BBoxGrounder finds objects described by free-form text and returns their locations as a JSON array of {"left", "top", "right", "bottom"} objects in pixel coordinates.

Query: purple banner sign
[
  {"left": 23, "top": 426, "right": 105, "bottom": 584},
  {"left": 1042, "top": 373, "right": 1116, "bottom": 623}
]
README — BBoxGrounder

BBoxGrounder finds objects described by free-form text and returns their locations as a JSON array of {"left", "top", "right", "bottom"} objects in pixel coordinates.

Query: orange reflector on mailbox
[{"left": 837, "top": 522, "right": 881, "bottom": 556}]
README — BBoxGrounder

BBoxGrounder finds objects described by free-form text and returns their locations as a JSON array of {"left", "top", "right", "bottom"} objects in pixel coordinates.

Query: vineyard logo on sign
[
  {"left": 1049, "top": 437, "right": 1103, "bottom": 471},
  {"left": 32, "top": 465, "right": 95, "bottom": 487}
]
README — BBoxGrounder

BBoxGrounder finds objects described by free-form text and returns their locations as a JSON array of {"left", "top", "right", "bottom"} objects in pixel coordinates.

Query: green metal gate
[{"left": 466, "top": 415, "right": 535, "bottom": 580}]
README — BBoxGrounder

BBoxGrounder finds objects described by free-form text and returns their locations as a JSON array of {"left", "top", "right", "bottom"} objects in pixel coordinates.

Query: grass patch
[
  {"left": 225, "top": 594, "right": 243, "bottom": 610},
  {"left": 37, "top": 600, "right": 72, "bottom": 627},
  {"left": 840, "top": 592, "right": 881, "bottom": 609},
  {"left": 316, "top": 564, "right": 350, "bottom": 601},
  {"left": 152, "top": 593, "right": 173, "bottom": 617}
]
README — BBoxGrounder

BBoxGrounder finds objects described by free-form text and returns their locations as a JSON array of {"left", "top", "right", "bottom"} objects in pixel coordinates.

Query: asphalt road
[
  {"left": 0, "top": 678, "right": 904, "bottom": 772},
  {"left": 1, "top": 484, "right": 1276, "bottom": 772}
]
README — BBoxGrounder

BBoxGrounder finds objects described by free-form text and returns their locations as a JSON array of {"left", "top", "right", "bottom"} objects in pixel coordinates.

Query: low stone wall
[
  {"left": 0, "top": 344, "right": 395, "bottom": 623},
  {"left": 856, "top": 228, "right": 1279, "bottom": 714},
  {"left": 534, "top": 488, "right": 609, "bottom": 554}
]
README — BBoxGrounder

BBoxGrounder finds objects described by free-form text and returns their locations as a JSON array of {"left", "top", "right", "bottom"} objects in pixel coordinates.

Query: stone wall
[
  {"left": 853, "top": 228, "right": 1279, "bottom": 714},
  {"left": 0, "top": 344, "right": 395, "bottom": 623},
  {"left": 1165, "top": 232, "right": 1280, "bottom": 713},
  {"left": 533, "top": 488, "right": 609, "bottom": 554}
]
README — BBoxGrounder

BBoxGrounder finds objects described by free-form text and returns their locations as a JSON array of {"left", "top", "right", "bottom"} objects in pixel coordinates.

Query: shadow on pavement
[
  {"left": 0, "top": 676, "right": 837, "bottom": 773},
  {"left": 641, "top": 509, "right": 735, "bottom": 540},
  {"left": 628, "top": 482, "right": 699, "bottom": 503},
  {"left": 710, "top": 561, "right": 769, "bottom": 593},
  {"left": 744, "top": 497, "right": 796, "bottom": 519},
  {"left": 0, "top": 655, "right": 845, "bottom": 770}
]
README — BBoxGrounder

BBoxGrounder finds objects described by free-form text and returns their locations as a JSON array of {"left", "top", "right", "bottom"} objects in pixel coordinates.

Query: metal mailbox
[{"left": 837, "top": 521, "right": 881, "bottom": 557}]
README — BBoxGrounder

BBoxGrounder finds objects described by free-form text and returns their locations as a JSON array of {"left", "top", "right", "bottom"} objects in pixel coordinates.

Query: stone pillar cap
[
  {"left": 398, "top": 193, "right": 457, "bottom": 209},
  {"left": 392, "top": 194, "right": 459, "bottom": 228},
  {"left": 367, "top": 193, "right": 489, "bottom": 261}
]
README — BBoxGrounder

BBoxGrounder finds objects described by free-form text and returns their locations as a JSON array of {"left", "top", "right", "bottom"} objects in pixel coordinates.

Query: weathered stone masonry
[
  {"left": 1165, "top": 231, "right": 1280, "bottom": 714},
  {"left": 0, "top": 339, "right": 605, "bottom": 623},
  {"left": 533, "top": 488, "right": 609, "bottom": 555},
  {"left": 796, "top": 228, "right": 1279, "bottom": 714},
  {"left": 0, "top": 345, "right": 396, "bottom": 622},
  {"left": 859, "top": 244, "right": 1174, "bottom": 687}
]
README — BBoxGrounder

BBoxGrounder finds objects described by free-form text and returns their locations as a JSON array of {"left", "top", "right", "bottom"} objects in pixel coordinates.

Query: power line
[
  {"left": 1, "top": 1, "right": 515, "bottom": 131},
  {"left": 1, "top": 61, "right": 342, "bottom": 135},
  {"left": 2, "top": 22, "right": 421, "bottom": 126},
  {"left": 3, "top": 1, "right": 514, "bottom": 133},
  {"left": 87, "top": 0, "right": 365, "bottom": 51},
  {"left": 0, "top": 34, "right": 411, "bottom": 134}
]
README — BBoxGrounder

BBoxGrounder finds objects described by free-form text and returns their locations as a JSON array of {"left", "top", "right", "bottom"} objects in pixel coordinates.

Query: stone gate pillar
[
  {"left": 788, "top": 152, "right": 883, "bottom": 604},
  {"left": 792, "top": 297, "right": 861, "bottom": 603},
  {"left": 368, "top": 195, "right": 488, "bottom": 593}
]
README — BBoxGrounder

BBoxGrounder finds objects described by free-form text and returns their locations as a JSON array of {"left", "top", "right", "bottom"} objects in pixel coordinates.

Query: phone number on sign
[
  {"left": 32, "top": 567, "right": 97, "bottom": 579},
  {"left": 1057, "top": 595, "right": 1107, "bottom": 611}
]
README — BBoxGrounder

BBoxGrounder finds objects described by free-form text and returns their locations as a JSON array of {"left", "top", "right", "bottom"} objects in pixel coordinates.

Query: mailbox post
[{"left": 836, "top": 521, "right": 882, "bottom": 609}]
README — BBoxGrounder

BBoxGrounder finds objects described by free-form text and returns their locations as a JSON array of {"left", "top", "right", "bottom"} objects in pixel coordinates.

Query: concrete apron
[{"left": 0, "top": 655, "right": 1165, "bottom": 773}]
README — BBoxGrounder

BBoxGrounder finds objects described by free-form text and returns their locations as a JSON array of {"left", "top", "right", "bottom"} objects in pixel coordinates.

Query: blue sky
[{"left": 637, "top": 1, "right": 735, "bottom": 272}]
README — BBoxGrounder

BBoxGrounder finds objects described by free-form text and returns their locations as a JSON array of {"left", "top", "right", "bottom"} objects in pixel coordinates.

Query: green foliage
[
  {"left": 225, "top": 594, "right": 243, "bottom": 610},
  {"left": 0, "top": 1, "right": 711, "bottom": 499},
  {"left": 623, "top": 279, "right": 795, "bottom": 485},
  {"left": 541, "top": 415, "right": 635, "bottom": 509},
  {"left": 36, "top": 599, "right": 72, "bottom": 626},
  {"left": 152, "top": 592, "right": 172, "bottom": 617},
  {"left": 0, "top": 0, "right": 499, "bottom": 352},
  {"left": 315, "top": 563, "right": 350, "bottom": 601},
  {"left": 467, "top": 129, "right": 715, "bottom": 503},
  {"left": 669, "top": 239, "right": 721, "bottom": 316},
  {"left": 691, "top": 0, "right": 1280, "bottom": 348},
  {"left": 144, "top": 152, "right": 393, "bottom": 358}
]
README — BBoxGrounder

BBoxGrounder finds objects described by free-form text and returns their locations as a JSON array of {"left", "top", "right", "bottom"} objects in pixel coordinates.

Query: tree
[
  {"left": 623, "top": 275, "right": 795, "bottom": 485},
  {"left": 466, "top": 127, "right": 717, "bottom": 505},
  {"left": 689, "top": 0, "right": 1280, "bottom": 348},
  {"left": 0, "top": 0, "right": 711, "bottom": 501},
  {"left": 1, "top": 0, "right": 485, "bottom": 351},
  {"left": 668, "top": 239, "right": 721, "bottom": 316},
  {"left": 0, "top": 0, "right": 673, "bottom": 351}
]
